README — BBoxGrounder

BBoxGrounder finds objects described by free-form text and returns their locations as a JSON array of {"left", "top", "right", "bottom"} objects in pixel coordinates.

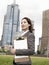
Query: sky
[{"left": 0, "top": 0, "right": 49, "bottom": 51}]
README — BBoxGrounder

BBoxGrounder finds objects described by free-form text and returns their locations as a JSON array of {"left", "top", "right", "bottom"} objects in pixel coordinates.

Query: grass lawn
[
  {"left": 0, "top": 55, "right": 13, "bottom": 65},
  {"left": 31, "top": 56, "right": 49, "bottom": 65},
  {"left": 0, "top": 55, "right": 49, "bottom": 65}
]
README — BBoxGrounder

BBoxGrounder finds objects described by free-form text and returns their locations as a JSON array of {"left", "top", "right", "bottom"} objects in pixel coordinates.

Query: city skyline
[{"left": 0, "top": 0, "right": 49, "bottom": 51}]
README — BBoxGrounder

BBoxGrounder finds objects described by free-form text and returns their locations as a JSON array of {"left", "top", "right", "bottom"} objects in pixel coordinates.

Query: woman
[{"left": 11, "top": 17, "right": 35, "bottom": 65}]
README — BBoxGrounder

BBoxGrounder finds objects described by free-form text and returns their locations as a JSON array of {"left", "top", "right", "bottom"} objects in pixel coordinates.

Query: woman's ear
[{"left": 28, "top": 24, "right": 30, "bottom": 26}]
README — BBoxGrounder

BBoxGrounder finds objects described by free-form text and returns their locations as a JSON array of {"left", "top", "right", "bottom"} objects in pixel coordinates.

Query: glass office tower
[{"left": 2, "top": 4, "right": 20, "bottom": 46}]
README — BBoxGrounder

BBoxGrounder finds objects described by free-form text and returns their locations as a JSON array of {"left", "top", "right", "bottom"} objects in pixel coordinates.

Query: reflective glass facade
[{"left": 2, "top": 4, "right": 20, "bottom": 46}]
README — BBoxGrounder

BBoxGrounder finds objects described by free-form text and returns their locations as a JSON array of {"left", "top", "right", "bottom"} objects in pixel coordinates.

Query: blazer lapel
[{"left": 22, "top": 31, "right": 30, "bottom": 37}]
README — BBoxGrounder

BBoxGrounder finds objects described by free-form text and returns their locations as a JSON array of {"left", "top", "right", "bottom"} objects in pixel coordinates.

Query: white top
[{"left": 21, "top": 30, "right": 29, "bottom": 36}]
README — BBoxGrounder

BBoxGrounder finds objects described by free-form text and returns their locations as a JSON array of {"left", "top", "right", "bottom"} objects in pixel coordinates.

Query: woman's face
[{"left": 21, "top": 19, "right": 30, "bottom": 31}]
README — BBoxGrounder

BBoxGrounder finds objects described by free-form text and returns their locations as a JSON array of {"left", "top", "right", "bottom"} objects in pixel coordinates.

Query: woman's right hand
[{"left": 10, "top": 48, "right": 16, "bottom": 55}]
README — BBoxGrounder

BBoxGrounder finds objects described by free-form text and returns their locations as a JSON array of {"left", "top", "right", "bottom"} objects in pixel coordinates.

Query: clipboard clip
[{"left": 16, "top": 37, "right": 24, "bottom": 40}]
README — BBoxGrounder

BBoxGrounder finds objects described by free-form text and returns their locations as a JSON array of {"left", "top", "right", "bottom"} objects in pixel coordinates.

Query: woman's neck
[{"left": 22, "top": 28, "right": 29, "bottom": 32}]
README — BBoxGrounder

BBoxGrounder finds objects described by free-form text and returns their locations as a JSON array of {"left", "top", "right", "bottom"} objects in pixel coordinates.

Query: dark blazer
[{"left": 16, "top": 31, "right": 35, "bottom": 56}]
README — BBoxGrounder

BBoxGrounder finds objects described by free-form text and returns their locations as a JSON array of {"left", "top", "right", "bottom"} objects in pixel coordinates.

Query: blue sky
[{"left": 0, "top": 0, "right": 49, "bottom": 51}]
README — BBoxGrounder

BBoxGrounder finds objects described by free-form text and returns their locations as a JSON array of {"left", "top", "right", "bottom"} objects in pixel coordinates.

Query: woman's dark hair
[{"left": 22, "top": 17, "right": 34, "bottom": 33}]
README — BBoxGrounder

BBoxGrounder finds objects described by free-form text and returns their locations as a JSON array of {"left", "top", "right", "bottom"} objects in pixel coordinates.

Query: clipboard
[
  {"left": 14, "top": 37, "right": 28, "bottom": 49},
  {"left": 14, "top": 37, "right": 29, "bottom": 62}
]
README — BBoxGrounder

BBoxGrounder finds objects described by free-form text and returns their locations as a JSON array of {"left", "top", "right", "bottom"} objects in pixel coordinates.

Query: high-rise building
[
  {"left": 41, "top": 9, "right": 49, "bottom": 56},
  {"left": 2, "top": 4, "right": 20, "bottom": 46}
]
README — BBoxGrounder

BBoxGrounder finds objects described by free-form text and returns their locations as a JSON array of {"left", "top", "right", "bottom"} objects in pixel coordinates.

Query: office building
[
  {"left": 41, "top": 9, "right": 49, "bottom": 56},
  {"left": 2, "top": 4, "right": 20, "bottom": 46}
]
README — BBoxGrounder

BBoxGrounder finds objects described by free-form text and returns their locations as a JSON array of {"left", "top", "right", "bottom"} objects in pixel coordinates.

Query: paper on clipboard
[
  {"left": 14, "top": 37, "right": 28, "bottom": 49},
  {"left": 14, "top": 37, "right": 28, "bottom": 59}
]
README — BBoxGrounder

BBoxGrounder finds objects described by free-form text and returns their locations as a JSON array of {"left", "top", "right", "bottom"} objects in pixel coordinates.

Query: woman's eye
[
  {"left": 21, "top": 21, "right": 26, "bottom": 24},
  {"left": 24, "top": 21, "right": 26, "bottom": 23},
  {"left": 21, "top": 22, "right": 23, "bottom": 24}
]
